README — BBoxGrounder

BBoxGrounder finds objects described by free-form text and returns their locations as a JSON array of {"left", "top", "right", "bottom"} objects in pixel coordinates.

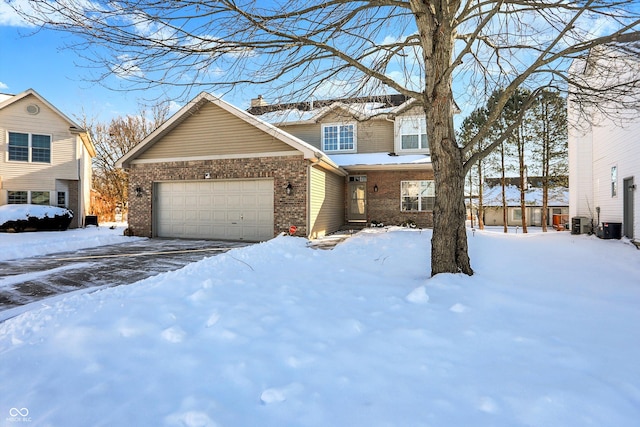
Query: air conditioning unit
[{"left": 571, "top": 216, "right": 591, "bottom": 235}]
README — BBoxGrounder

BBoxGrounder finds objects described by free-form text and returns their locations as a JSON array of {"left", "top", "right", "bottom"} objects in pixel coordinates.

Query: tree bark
[{"left": 413, "top": 0, "right": 472, "bottom": 276}]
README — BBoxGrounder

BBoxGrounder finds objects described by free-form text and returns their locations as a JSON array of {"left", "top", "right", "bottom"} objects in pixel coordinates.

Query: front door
[
  {"left": 348, "top": 181, "right": 367, "bottom": 222},
  {"left": 623, "top": 177, "right": 634, "bottom": 238}
]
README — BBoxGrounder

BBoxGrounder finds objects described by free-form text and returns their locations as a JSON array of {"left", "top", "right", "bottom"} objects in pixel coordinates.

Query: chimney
[{"left": 250, "top": 95, "right": 269, "bottom": 108}]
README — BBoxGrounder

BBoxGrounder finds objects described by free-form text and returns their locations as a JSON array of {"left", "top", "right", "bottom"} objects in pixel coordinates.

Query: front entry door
[
  {"left": 623, "top": 177, "right": 634, "bottom": 238},
  {"left": 348, "top": 181, "right": 367, "bottom": 222}
]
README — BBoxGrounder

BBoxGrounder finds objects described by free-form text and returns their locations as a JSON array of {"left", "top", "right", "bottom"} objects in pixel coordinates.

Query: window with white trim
[
  {"left": 322, "top": 123, "right": 356, "bottom": 152},
  {"left": 8, "top": 191, "right": 28, "bottom": 204},
  {"left": 611, "top": 166, "right": 618, "bottom": 197},
  {"left": 31, "top": 191, "right": 50, "bottom": 205},
  {"left": 8, "top": 132, "right": 51, "bottom": 163},
  {"left": 57, "top": 191, "right": 67, "bottom": 208},
  {"left": 512, "top": 207, "right": 523, "bottom": 222},
  {"left": 7, "top": 190, "right": 53, "bottom": 205},
  {"left": 401, "top": 180, "right": 435, "bottom": 211},
  {"left": 396, "top": 116, "right": 428, "bottom": 153}
]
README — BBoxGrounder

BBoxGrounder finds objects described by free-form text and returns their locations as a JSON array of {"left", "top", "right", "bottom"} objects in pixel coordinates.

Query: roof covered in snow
[
  {"left": 482, "top": 184, "right": 569, "bottom": 207},
  {"left": 248, "top": 94, "right": 414, "bottom": 125},
  {"left": 330, "top": 153, "right": 431, "bottom": 170}
]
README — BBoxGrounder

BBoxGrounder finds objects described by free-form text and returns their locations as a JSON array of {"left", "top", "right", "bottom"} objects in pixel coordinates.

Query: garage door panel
[{"left": 156, "top": 179, "right": 273, "bottom": 241}]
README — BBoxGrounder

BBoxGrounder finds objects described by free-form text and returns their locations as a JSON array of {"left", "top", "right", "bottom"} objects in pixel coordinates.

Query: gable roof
[
  {"left": 249, "top": 94, "right": 460, "bottom": 126},
  {"left": 483, "top": 184, "right": 569, "bottom": 207},
  {"left": 116, "top": 92, "right": 345, "bottom": 174},
  {"left": 0, "top": 88, "right": 96, "bottom": 157},
  {"left": 249, "top": 94, "right": 412, "bottom": 126}
]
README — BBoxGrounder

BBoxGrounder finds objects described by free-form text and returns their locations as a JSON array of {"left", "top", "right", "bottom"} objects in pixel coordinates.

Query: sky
[
  {"left": 0, "top": 10, "right": 172, "bottom": 122},
  {"left": 0, "top": 2, "right": 237, "bottom": 123},
  {"left": 0, "top": 1, "right": 426, "bottom": 125},
  {"left": 0, "top": 220, "right": 639, "bottom": 426}
]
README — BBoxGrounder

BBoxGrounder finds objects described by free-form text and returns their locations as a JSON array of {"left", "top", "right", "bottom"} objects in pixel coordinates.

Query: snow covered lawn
[
  {"left": 0, "top": 223, "right": 142, "bottom": 261},
  {"left": 0, "top": 228, "right": 639, "bottom": 426}
]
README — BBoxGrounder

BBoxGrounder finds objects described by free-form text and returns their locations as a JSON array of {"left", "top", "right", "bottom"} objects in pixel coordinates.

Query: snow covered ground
[
  {"left": 0, "top": 227, "right": 639, "bottom": 426},
  {"left": 0, "top": 223, "right": 142, "bottom": 261}
]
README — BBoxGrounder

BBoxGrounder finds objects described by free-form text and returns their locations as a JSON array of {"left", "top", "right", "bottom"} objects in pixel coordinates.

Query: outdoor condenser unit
[{"left": 571, "top": 216, "right": 591, "bottom": 235}]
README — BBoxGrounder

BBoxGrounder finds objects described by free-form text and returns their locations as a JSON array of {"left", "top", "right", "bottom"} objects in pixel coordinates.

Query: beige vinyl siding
[
  {"left": 278, "top": 117, "right": 394, "bottom": 154},
  {"left": 279, "top": 123, "right": 322, "bottom": 149},
  {"left": 356, "top": 120, "right": 394, "bottom": 153},
  {"left": 0, "top": 94, "right": 79, "bottom": 191},
  {"left": 137, "top": 102, "right": 294, "bottom": 160},
  {"left": 309, "top": 165, "right": 345, "bottom": 238}
]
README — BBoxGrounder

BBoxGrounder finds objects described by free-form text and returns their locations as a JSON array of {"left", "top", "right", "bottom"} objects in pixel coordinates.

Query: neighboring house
[
  {"left": 481, "top": 177, "right": 569, "bottom": 228},
  {"left": 568, "top": 45, "right": 639, "bottom": 239},
  {"left": 117, "top": 92, "right": 434, "bottom": 240},
  {"left": 0, "top": 89, "right": 95, "bottom": 228}
]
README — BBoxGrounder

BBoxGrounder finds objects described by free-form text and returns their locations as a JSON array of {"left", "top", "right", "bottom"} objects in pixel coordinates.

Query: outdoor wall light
[
  {"left": 135, "top": 187, "right": 143, "bottom": 197},
  {"left": 204, "top": 172, "right": 211, "bottom": 179},
  {"left": 373, "top": 184, "right": 379, "bottom": 192},
  {"left": 286, "top": 182, "right": 293, "bottom": 195}
]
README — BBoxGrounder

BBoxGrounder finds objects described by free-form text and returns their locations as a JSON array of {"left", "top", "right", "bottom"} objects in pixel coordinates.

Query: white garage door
[{"left": 155, "top": 179, "right": 274, "bottom": 241}]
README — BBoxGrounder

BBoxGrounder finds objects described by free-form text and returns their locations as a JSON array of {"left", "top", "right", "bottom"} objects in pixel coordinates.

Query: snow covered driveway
[{"left": 0, "top": 237, "right": 251, "bottom": 315}]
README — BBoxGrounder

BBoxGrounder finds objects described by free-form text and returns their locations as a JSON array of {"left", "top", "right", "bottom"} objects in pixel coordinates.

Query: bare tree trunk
[
  {"left": 501, "top": 143, "right": 508, "bottom": 233},
  {"left": 517, "top": 127, "right": 528, "bottom": 233},
  {"left": 468, "top": 173, "right": 474, "bottom": 228},
  {"left": 477, "top": 161, "right": 484, "bottom": 229},
  {"left": 414, "top": 0, "right": 472, "bottom": 276},
  {"left": 541, "top": 102, "right": 550, "bottom": 232}
]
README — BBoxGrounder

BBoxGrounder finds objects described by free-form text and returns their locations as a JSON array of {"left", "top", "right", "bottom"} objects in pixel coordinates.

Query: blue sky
[
  {"left": 0, "top": 2, "right": 256, "bottom": 123},
  {"left": 0, "top": 19, "right": 174, "bottom": 122}
]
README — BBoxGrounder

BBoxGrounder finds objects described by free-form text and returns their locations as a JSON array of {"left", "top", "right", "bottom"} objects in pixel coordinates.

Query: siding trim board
[{"left": 128, "top": 150, "right": 303, "bottom": 165}]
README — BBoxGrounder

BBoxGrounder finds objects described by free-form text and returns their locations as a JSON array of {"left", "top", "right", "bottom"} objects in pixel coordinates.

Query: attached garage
[
  {"left": 155, "top": 179, "right": 274, "bottom": 241},
  {"left": 117, "top": 92, "right": 346, "bottom": 239}
]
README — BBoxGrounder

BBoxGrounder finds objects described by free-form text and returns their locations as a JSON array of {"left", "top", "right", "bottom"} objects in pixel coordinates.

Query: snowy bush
[{"left": 0, "top": 204, "right": 73, "bottom": 232}]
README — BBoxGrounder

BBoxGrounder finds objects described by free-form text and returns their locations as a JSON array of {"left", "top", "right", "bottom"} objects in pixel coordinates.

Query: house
[
  {"left": 0, "top": 89, "right": 95, "bottom": 228},
  {"left": 481, "top": 177, "right": 569, "bottom": 228},
  {"left": 568, "top": 45, "right": 639, "bottom": 239},
  {"left": 116, "top": 92, "right": 434, "bottom": 240}
]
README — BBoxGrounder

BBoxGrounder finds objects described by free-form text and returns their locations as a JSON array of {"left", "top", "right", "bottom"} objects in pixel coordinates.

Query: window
[
  {"left": 7, "top": 191, "right": 53, "bottom": 205},
  {"left": 8, "top": 191, "right": 28, "bottom": 204},
  {"left": 7, "top": 132, "right": 51, "bottom": 163},
  {"left": 611, "top": 166, "right": 618, "bottom": 197},
  {"left": 322, "top": 123, "right": 355, "bottom": 152},
  {"left": 401, "top": 180, "right": 435, "bottom": 211},
  {"left": 8, "top": 132, "right": 29, "bottom": 161},
  {"left": 31, "top": 191, "right": 50, "bottom": 205},
  {"left": 57, "top": 192, "right": 67, "bottom": 207},
  {"left": 512, "top": 207, "right": 523, "bottom": 221},
  {"left": 31, "top": 134, "right": 51, "bottom": 162},
  {"left": 396, "top": 116, "right": 428, "bottom": 152}
]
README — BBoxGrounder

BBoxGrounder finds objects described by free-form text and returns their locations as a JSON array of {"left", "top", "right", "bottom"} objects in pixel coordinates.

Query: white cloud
[
  {"left": 0, "top": 0, "right": 34, "bottom": 26},
  {"left": 0, "top": 81, "right": 8, "bottom": 90},
  {"left": 111, "top": 55, "right": 144, "bottom": 79}
]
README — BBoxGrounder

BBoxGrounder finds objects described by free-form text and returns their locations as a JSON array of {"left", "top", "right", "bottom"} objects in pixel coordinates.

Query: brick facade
[
  {"left": 126, "top": 156, "right": 308, "bottom": 237},
  {"left": 355, "top": 169, "right": 435, "bottom": 228}
]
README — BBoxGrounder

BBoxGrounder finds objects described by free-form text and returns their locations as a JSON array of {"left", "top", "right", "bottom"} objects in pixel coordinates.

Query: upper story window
[
  {"left": 8, "top": 132, "right": 51, "bottom": 163},
  {"left": 322, "top": 123, "right": 356, "bottom": 152},
  {"left": 396, "top": 116, "right": 428, "bottom": 153}
]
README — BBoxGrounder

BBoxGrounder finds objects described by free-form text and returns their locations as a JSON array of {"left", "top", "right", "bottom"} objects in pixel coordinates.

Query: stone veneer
[
  {"left": 126, "top": 155, "right": 308, "bottom": 238},
  {"left": 358, "top": 169, "right": 435, "bottom": 228}
]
